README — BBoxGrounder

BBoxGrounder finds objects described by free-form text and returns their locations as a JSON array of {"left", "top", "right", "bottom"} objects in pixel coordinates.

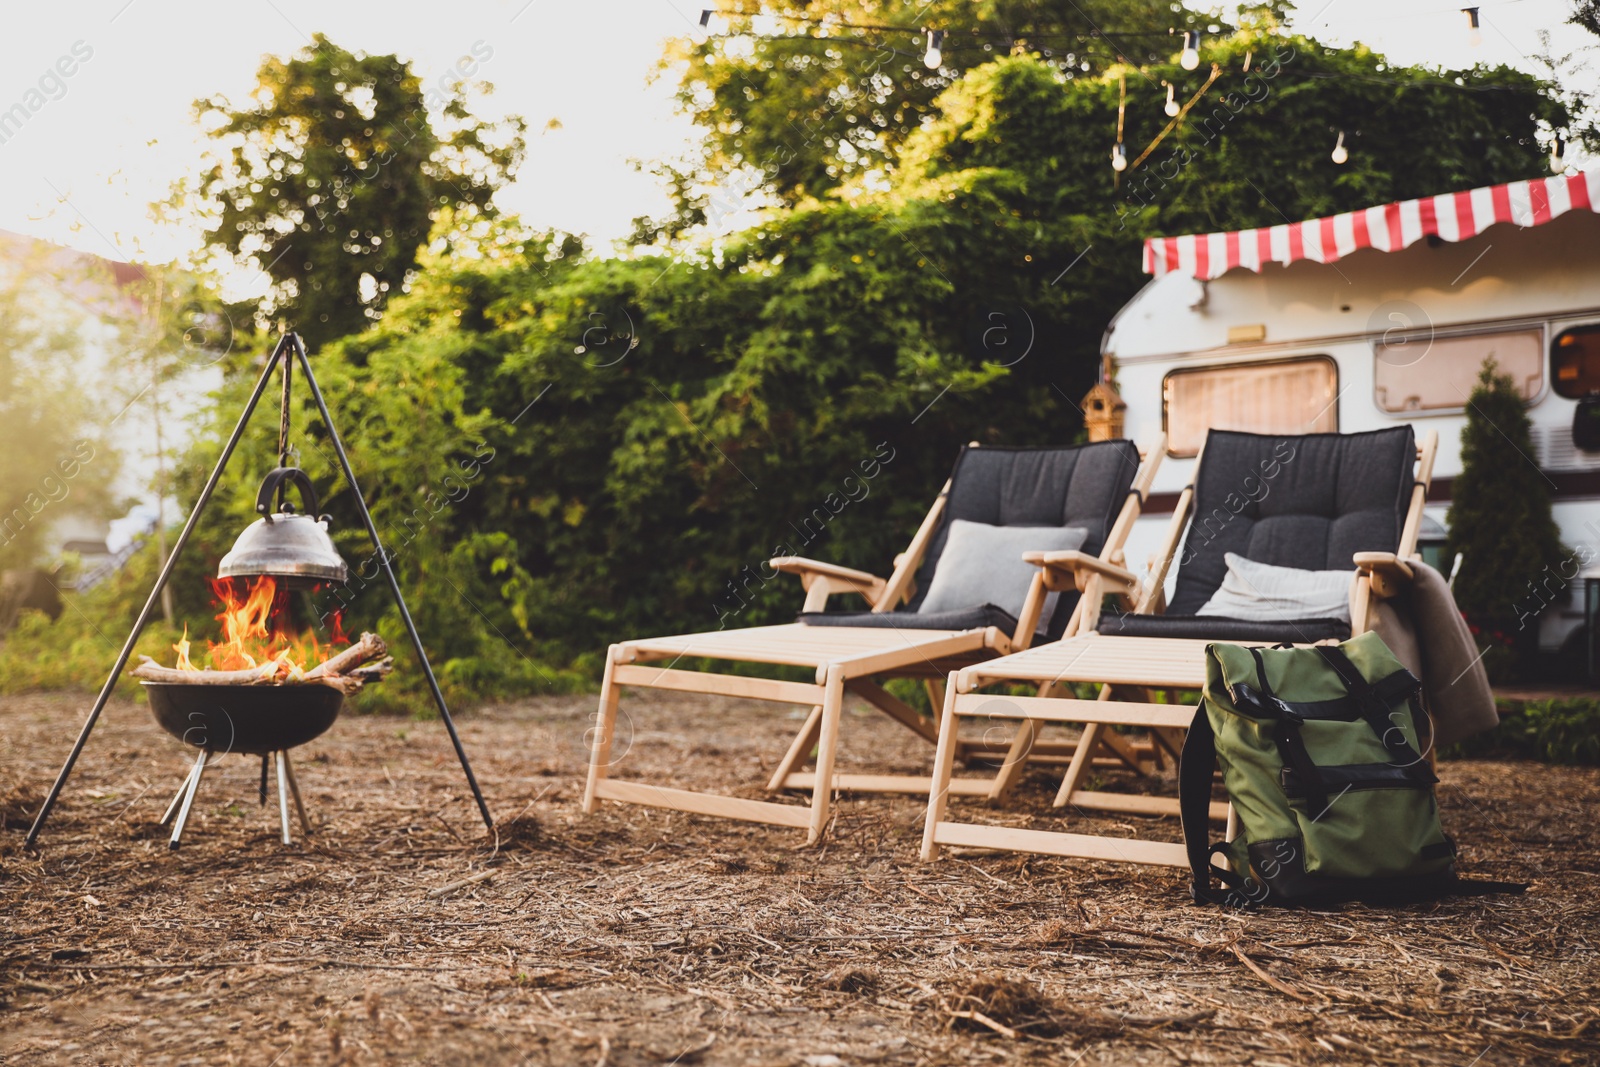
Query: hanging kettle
[{"left": 217, "top": 467, "right": 348, "bottom": 586}]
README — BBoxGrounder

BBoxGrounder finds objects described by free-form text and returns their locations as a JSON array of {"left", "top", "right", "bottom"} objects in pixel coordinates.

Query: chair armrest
[
  {"left": 769, "top": 556, "right": 884, "bottom": 585},
  {"left": 769, "top": 556, "right": 886, "bottom": 610},
  {"left": 1021, "top": 550, "right": 1139, "bottom": 594},
  {"left": 1353, "top": 551, "right": 1416, "bottom": 600}
]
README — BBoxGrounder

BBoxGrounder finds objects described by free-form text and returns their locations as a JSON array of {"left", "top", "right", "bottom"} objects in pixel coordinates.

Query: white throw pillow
[
  {"left": 917, "top": 520, "right": 1089, "bottom": 620},
  {"left": 1197, "top": 552, "right": 1353, "bottom": 623}
]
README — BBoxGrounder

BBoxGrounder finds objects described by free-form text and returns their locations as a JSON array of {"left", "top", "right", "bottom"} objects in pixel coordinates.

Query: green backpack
[{"left": 1179, "top": 632, "right": 1521, "bottom": 908}]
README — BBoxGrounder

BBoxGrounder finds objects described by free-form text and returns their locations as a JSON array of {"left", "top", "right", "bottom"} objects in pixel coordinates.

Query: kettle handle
[{"left": 255, "top": 467, "right": 322, "bottom": 519}]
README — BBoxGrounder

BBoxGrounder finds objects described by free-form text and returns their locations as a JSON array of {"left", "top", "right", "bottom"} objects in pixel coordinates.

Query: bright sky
[{"left": 0, "top": 0, "right": 1591, "bottom": 283}]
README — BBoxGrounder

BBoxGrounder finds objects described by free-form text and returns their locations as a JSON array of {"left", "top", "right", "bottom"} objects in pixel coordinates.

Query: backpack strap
[
  {"left": 1314, "top": 645, "right": 1436, "bottom": 784},
  {"left": 1248, "top": 647, "right": 1333, "bottom": 819},
  {"left": 1180, "top": 705, "right": 1260, "bottom": 908},
  {"left": 1232, "top": 670, "right": 1420, "bottom": 722}
]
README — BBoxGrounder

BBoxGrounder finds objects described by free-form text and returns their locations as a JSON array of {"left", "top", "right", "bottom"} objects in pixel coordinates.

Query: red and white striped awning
[{"left": 1142, "top": 171, "right": 1600, "bottom": 280}]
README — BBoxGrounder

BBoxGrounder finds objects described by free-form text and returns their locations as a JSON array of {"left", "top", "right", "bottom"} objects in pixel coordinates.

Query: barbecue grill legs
[
  {"left": 281, "top": 751, "right": 313, "bottom": 838},
  {"left": 271, "top": 751, "right": 313, "bottom": 844},
  {"left": 159, "top": 766, "right": 193, "bottom": 826},
  {"left": 168, "top": 750, "right": 208, "bottom": 850},
  {"left": 160, "top": 750, "right": 312, "bottom": 848},
  {"left": 275, "top": 752, "right": 292, "bottom": 845}
]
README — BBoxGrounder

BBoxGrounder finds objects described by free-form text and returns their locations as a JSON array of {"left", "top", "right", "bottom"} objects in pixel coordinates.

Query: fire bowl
[{"left": 144, "top": 683, "right": 343, "bottom": 755}]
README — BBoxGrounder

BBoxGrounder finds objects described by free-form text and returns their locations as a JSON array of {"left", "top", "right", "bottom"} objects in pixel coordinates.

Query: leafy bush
[{"left": 1442, "top": 698, "right": 1600, "bottom": 766}]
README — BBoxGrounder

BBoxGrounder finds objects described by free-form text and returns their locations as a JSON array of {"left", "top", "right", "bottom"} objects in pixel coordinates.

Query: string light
[
  {"left": 1552, "top": 132, "right": 1567, "bottom": 174},
  {"left": 1111, "top": 142, "right": 1128, "bottom": 171},
  {"left": 1462, "top": 7, "right": 1482, "bottom": 48},
  {"left": 1331, "top": 130, "right": 1349, "bottom": 165},
  {"left": 923, "top": 29, "right": 945, "bottom": 69},
  {"left": 691, "top": 9, "right": 712, "bottom": 43},
  {"left": 1179, "top": 30, "right": 1201, "bottom": 71},
  {"left": 1164, "top": 82, "right": 1180, "bottom": 117}
]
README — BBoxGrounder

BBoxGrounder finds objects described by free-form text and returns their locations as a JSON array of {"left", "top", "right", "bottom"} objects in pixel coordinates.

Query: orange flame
[{"left": 169, "top": 576, "right": 347, "bottom": 674}]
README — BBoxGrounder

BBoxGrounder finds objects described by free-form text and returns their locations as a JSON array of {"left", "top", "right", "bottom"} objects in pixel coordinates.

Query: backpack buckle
[{"left": 1273, "top": 697, "right": 1304, "bottom": 723}]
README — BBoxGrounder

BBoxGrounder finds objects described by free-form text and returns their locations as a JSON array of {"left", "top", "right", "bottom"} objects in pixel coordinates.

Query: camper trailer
[{"left": 1105, "top": 171, "right": 1600, "bottom": 661}]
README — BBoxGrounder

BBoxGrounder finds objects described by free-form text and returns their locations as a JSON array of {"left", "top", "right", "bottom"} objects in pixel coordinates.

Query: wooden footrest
[
  {"left": 1060, "top": 789, "right": 1228, "bottom": 822},
  {"left": 930, "top": 821, "right": 1189, "bottom": 867},
  {"left": 953, "top": 693, "right": 1196, "bottom": 728},
  {"left": 611, "top": 664, "right": 823, "bottom": 705},
  {"left": 592, "top": 779, "right": 811, "bottom": 828},
  {"left": 780, "top": 772, "right": 991, "bottom": 797}
]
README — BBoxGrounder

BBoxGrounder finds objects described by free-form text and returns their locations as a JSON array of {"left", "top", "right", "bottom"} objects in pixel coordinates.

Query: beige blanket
[{"left": 1369, "top": 559, "right": 1499, "bottom": 748}]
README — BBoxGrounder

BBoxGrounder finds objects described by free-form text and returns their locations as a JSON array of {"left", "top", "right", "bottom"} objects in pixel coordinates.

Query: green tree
[
  {"left": 1445, "top": 361, "right": 1567, "bottom": 660},
  {"left": 659, "top": 0, "right": 1196, "bottom": 220},
  {"left": 1574, "top": 1, "right": 1600, "bottom": 37},
  {"left": 656, "top": 4, "right": 1564, "bottom": 237},
  {"left": 184, "top": 35, "right": 524, "bottom": 348}
]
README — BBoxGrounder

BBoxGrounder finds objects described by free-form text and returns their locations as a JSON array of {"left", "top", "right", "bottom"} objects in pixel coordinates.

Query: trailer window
[
  {"left": 1162, "top": 357, "right": 1337, "bottom": 458},
  {"left": 1374, "top": 328, "right": 1542, "bottom": 413},
  {"left": 1552, "top": 324, "right": 1600, "bottom": 399}
]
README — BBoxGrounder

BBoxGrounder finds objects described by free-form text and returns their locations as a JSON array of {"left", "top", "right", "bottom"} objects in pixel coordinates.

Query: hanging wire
[
  {"left": 1125, "top": 63, "right": 1225, "bottom": 175},
  {"left": 697, "top": 30, "right": 1552, "bottom": 94},
  {"left": 1112, "top": 73, "right": 1128, "bottom": 183},
  {"left": 699, "top": 6, "right": 1186, "bottom": 41}
]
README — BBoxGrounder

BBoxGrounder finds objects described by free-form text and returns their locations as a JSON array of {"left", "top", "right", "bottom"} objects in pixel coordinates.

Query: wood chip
[{"left": 425, "top": 870, "right": 496, "bottom": 899}]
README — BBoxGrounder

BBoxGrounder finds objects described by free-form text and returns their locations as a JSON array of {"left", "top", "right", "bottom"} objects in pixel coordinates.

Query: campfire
[
  {"left": 130, "top": 576, "right": 392, "bottom": 695},
  {"left": 127, "top": 575, "right": 395, "bottom": 849}
]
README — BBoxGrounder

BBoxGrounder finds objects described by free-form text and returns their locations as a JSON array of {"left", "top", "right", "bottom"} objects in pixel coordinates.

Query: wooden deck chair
[
  {"left": 922, "top": 426, "right": 1438, "bottom": 868},
  {"left": 583, "top": 437, "right": 1162, "bottom": 844}
]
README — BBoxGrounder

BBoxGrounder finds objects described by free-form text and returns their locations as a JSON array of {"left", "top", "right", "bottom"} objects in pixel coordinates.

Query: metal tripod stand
[{"left": 25, "top": 332, "right": 494, "bottom": 847}]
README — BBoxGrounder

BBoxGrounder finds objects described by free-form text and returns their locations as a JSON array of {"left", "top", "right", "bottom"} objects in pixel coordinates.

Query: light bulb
[
  {"left": 1330, "top": 131, "right": 1348, "bottom": 165},
  {"left": 1111, "top": 142, "right": 1128, "bottom": 172},
  {"left": 1462, "top": 7, "right": 1482, "bottom": 47},
  {"left": 1180, "top": 30, "right": 1200, "bottom": 71},
  {"left": 1164, "top": 83, "right": 1180, "bottom": 118},
  {"left": 690, "top": 9, "right": 711, "bottom": 43},
  {"left": 924, "top": 29, "right": 945, "bottom": 69}
]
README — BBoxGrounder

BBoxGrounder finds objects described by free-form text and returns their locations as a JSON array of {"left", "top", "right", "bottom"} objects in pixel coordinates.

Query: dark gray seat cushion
[
  {"left": 1097, "top": 427, "right": 1415, "bottom": 637},
  {"left": 800, "top": 603, "right": 1026, "bottom": 635},
  {"left": 1096, "top": 612, "right": 1351, "bottom": 643},
  {"left": 801, "top": 439, "right": 1142, "bottom": 638}
]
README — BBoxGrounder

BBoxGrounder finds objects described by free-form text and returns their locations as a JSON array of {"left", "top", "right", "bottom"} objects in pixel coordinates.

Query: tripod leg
[
  {"left": 259, "top": 755, "right": 269, "bottom": 805},
  {"left": 281, "top": 750, "right": 312, "bottom": 837},
  {"left": 25, "top": 337, "right": 289, "bottom": 849},
  {"left": 169, "top": 749, "right": 208, "bottom": 850},
  {"left": 294, "top": 336, "right": 493, "bottom": 831}
]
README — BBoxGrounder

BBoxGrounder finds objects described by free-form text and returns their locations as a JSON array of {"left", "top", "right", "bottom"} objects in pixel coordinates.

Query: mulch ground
[{"left": 1, "top": 688, "right": 1596, "bottom": 1066}]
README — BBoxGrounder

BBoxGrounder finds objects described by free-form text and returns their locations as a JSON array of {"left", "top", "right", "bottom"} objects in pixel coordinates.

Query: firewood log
[
  {"left": 130, "top": 634, "right": 388, "bottom": 688},
  {"left": 130, "top": 657, "right": 285, "bottom": 685},
  {"left": 306, "top": 657, "right": 394, "bottom": 694},
  {"left": 302, "top": 632, "right": 387, "bottom": 679},
  {"left": 346, "top": 657, "right": 393, "bottom": 683}
]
